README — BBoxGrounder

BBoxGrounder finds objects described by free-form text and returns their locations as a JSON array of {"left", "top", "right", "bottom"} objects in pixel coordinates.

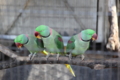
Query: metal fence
[{"left": 0, "top": 0, "right": 119, "bottom": 80}]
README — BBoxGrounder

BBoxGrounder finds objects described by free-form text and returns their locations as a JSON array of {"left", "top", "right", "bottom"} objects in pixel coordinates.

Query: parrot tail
[
  {"left": 65, "top": 64, "right": 75, "bottom": 77},
  {"left": 40, "top": 50, "right": 49, "bottom": 55}
]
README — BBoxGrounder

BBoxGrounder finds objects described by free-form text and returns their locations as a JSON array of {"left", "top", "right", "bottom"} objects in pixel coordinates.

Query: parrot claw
[
  {"left": 81, "top": 55, "right": 85, "bottom": 60},
  {"left": 28, "top": 53, "right": 33, "bottom": 60},
  {"left": 45, "top": 53, "right": 50, "bottom": 61},
  {"left": 45, "top": 57, "right": 48, "bottom": 61},
  {"left": 68, "top": 53, "right": 72, "bottom": 61},
  {"left": 31, "top": 53, "right": 36, "bottom": 60},
  {"left": 28, "top": 53, "right": 36, "bottom": 60},
  {"left": 56, "top": 54, "right": 60, "bottom": 60}
]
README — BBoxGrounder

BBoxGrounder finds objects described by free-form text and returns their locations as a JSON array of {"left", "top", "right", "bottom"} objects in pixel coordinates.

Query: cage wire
[{"left": 0, "top": 0, "right": 119, "bottom": 80}]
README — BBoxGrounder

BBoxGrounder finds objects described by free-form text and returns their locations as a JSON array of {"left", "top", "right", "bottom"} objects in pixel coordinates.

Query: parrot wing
[
  {"left": 54, "top": 35, "right": 76, "bottom": 77},
  {"left": 66, "top": 36, "right": 75, "bottom": 53},
  {"left": 36, "top": 38, "right": 49, "bottom": 55},
  {"left": 36, "top": 38, "right": 44, "bottom": 49},
  {"left": 54, "top": 35, "right": 64, "bottom": 54}
]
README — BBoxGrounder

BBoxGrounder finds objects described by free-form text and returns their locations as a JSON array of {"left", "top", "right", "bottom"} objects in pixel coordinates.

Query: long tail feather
[{"left": 65, "top": 64, "right": 75, "bottom": 77}]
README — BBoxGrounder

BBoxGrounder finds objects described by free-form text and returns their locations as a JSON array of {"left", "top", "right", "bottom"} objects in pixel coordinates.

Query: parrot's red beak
[
  {"left": 15, "top": 43, "right": 23, "bottom": 48},
  {"left": 34, "top": 32, "right": 41, "bottom": 39},
  {"left": 92, "top": 33, "right": 97, "bottom": 41}
]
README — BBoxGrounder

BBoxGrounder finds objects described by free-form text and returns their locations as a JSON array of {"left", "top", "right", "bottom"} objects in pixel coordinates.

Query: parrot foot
[
  {"left": 81, "top": 55, "right": 85, "bottom": 60},
  {"left": 46, "top": 53, "right": 50, "bottom": 61},
  {"left": 28, "top": 53, "right": 33, "bottom": 60},
  {"left": 28, "top": 53, "right": 36, "bottom": 60},
  {"left": 68, "top": 53, "right": 72, "bottom": 61},
  {"left": 56, "top": 54, "right": 60, "bottom": 60},
  {"left": 30, "top": 53, "right": 36, "bottom": 60}
]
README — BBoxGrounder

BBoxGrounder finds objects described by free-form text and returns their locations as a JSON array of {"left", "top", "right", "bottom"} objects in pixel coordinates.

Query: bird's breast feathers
[{"left": 75, "top": 40, "right": 89, "bottom": 50}]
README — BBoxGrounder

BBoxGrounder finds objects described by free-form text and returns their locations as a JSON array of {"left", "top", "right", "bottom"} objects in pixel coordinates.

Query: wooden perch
[
  {"left": 0, "top": 43, "right": 120, "bottom": 70},
  {"left": 0, "top": 56, "right": 119, "bottom": 70},
  {"left": 106, "top": 0, "right": 120, "bottom": 51}
]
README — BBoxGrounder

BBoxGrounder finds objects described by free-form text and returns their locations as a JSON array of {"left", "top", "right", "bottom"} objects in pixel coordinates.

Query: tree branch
[
  {"left": 0, "top": 44, "right": 29, "bottom": 61},
  {"left": 106, "top": 0, "right": 120, "bottom": 51}
]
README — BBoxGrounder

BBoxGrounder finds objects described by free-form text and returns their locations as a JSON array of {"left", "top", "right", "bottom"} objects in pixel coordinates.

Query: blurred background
[{"left": 0, "top": 0, "right": 119, "bottom": 80}]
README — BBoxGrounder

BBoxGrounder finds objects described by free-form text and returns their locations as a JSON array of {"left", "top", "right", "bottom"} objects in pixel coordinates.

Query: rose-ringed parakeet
[
  {"left": 34, "top": 25, "right": 65, "bottom": 60},
  {"left": 14, "top": 34, "right": 48, "bottom": 60},
  {"left": 66, "top": 29, "right": 97, "bottom": 60},
  {"left": 34, "top": 25, "right": 75, "bottom": 77}
]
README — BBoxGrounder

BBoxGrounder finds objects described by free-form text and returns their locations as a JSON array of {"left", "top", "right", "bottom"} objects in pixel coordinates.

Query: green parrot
[
  {"left": 66, "top": 29, "right": 98, "bottom": 60},
  {"left": 34, "top": 25, "right": 75, "bottom": 77},
  {"left": 14, "top": 34, "right": 48, "bottom": 60}
]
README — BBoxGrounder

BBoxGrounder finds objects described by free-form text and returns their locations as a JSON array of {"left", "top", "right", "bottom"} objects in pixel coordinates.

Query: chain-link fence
[{"left": 0, "top": 0, "right": 119, "bottom": 80}]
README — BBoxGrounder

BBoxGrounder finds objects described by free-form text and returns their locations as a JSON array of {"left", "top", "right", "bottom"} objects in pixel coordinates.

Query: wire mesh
[{"left": 0, "top": 0, "right": 119, "bottom": 80}]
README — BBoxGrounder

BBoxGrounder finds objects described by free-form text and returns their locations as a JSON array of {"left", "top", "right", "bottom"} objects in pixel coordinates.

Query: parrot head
[
  {"left": 81, "top": 29, "right": 97, "bottom": 41},
  {"left": 14, "top": 34, "right": 28, "bottom": 48},
  {"left": 34, "top": 25, "right": 50, "bottom": 39}
]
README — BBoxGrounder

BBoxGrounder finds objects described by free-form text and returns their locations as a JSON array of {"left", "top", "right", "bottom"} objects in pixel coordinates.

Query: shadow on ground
[{"left": 0, "top": 64, "right": 119, "bottom": 80}]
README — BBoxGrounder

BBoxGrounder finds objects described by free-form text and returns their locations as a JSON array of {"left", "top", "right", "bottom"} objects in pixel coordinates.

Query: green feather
[
  {"left": 35, "top": 25, "right": 63, "bottom": 54},
  {"left": 54, "top": 35, "right": 64, "bottom": 54},
  {"left": 66, "top": 36, "right": 75, "bottom": 53},
  {"left": 14, "top": 34, "right": 44, "bottom": 53},
  {"left": 35, "top": 25, "right": 50, "bottom": 37},
  {"left": 81, "top": 29, "right": 96, "bottom": 40},
  {"left": 14, "top": 34, "right": 28, "bottom": 44},
  {"left": 35, "top": 26, "right": 75, "bottom": 77},
  {"left": 40, "top": 28, "right": 64, "bottom": 54},
  {"left": 66, "top": 29, "right": 96, "bottom": 56}
]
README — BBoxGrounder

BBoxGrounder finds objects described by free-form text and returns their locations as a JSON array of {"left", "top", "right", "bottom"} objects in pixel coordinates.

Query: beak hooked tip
[
  {"left": 15, "top": 43, "right": 23, "bottom": 49},
  {"left": 92, "top": 38, "right": 96, "bottom": 41},
  {"left": 36, "top": 35, "right": 41, "bottom": 39},
  {"left": 92, "top": 34, "right": 97, "bottom": 41},
  {"left": 17, "top": 45, "right": 22, "bottom": 49}
]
